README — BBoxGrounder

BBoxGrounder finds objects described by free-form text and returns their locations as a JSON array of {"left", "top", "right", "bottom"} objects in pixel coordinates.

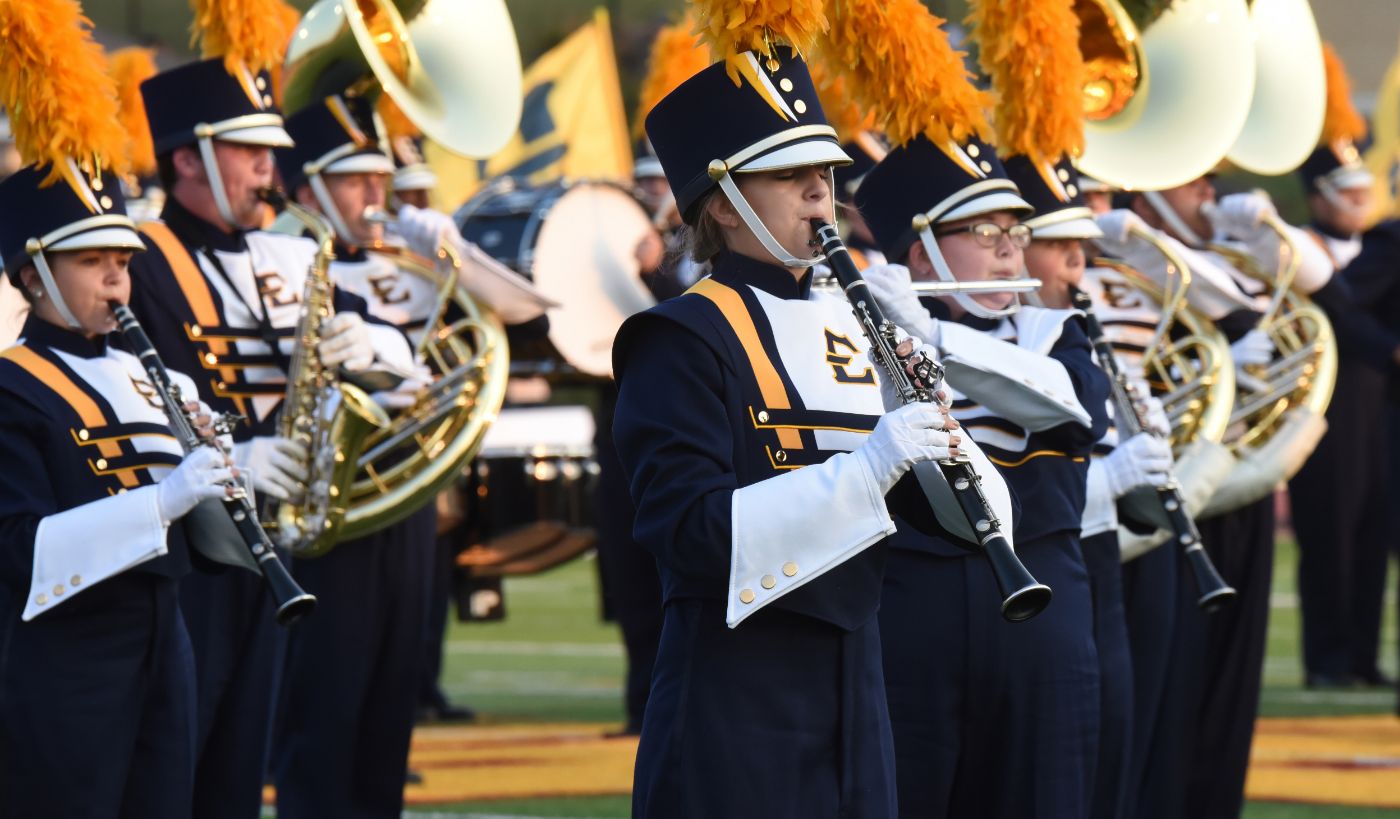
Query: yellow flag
[
  {"left": 1365, "top": 34, "right": 1400, "bottom": 223},
  {"left": 426, "top": 8, "right": 633, "bottom": 212}
]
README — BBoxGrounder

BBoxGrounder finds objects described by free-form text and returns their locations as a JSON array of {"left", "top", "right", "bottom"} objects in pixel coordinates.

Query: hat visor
[
  {"left": 633, "top": 157, "right": 665, "bottom": 179},
  {"left": 1026, "top": 209, "right": 1104, "bottom": 240},
  {"left": 49, "top": 226, "right": 146, "bottom": 253},
  {"left": 940, "top": 191, "right": 1034, "bottom": 224},
  {"left": 218, "top": 123, "right": 295, "bottom": 148},
  {"left": 1326, "top": 167, "right": 1375, "bottom": 191},
  {"left": 736, "top": 138, "right": 852, "bottom": 173},
  {"left": 326, "top": 152, "right": 397, "bottom": 176},
  {"left": 394, "top": 167, "right": 439, "bottom": 191}
]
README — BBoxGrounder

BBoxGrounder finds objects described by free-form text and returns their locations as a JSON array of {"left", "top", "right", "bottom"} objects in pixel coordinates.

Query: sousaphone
[
  {"left": 1075, "top": 0, "right": 1256, "bottom": 190},
  {"left": 1224, "top": 0, "right": 1326, "bottom": 174}
]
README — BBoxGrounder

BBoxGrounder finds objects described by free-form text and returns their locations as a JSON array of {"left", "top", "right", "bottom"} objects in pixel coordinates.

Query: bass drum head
[{"left": 530, "top": 183, "right": 657, "bottom": 378}]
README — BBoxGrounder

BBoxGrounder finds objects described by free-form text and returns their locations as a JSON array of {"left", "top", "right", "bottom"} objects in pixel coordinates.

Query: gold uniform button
[
  {"left": 52, "top": 585, "right": 64, "bottom": 597},
  {"left": 757, "top": 410, "right": 770, "bottom": 424},
  {"left": 95, "top": 458, "right": 108, "bottom": 470},
  {"left": 204, "top": 353, "right": 219, "bottom": 365},
  {"left": 761, "top": 575, "right": 776, "bottom": 590},
  {"left": 739, "top": 589, "right": 756, "bottom": 604},
  {"left": 70, "top": 575, "right": 82, "bottom": 587},
  {"left": 35, "top": 594, "right": 47, "bottom": 606},
  {"left": 774, "top": 450, "right": 788, "bottom": 463},
  {"left": 782, "top": 562, "right": 798, "bottom": 577}
]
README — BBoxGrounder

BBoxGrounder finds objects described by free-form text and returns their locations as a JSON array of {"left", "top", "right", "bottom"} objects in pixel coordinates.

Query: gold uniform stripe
[
  {"left": 139, "top": 222, "right": 241, "bottom": 391},
  {"left": 688, "top": 278, "right": 802, "bottom": 450},
  {"left": 987, "top": 449, "right": 1086, "bottom": 468},
  {"left": 0, "top": 346, "right": 137, "bottom": 487}
]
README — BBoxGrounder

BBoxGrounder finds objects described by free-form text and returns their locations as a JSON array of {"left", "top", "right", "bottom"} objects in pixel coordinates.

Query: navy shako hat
[
  {"left": 833, "top": 134, "right": 885, "bottom": 202},
  {"left": 141, "top": 58, "right": 294, "bottom": 155},
  {"left": 644, "top": 50, "right": 851, "bottom": 224},
  {"left": 0, "top": 166, "right": 143, "bottom": 284},
  {"left": 855, "top": 134, "right": 1032, "bottom": 262},
  {"left": 1003, "top": 155, "right": 1103, "bottom": 240},
  {"left": 276, "top": 95, "right": 395, "bottom": 191},
  {"left": 1297, "top": 139, "right": 1373, "bottom": 194}
]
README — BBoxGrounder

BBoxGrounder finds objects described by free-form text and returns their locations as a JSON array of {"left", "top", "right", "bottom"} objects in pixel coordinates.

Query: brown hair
[{"left": 682, "top": 187, "right": 727, "bottom": 264}]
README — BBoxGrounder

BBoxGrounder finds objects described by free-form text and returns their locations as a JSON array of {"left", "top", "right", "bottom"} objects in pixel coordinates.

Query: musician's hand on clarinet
[
  {"left": 1138, "top": 393, "right": 1172, "bottom": 439},
  {"left": 1103, "top": 433, "right": 1174, "bottom": 498},
  {"left": 862, "top": 263, "right": 941, "bottom": 346},
  {"left": 157, "top": 446, "right": 238, "bottom": 523},
  {"left": 855, "top": 403, "right": 961, "bottom": 495}
]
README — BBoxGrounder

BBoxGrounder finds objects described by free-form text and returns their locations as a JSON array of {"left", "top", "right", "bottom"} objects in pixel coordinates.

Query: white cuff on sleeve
[
  {"left": 1082, "top": 459, "right": 1119, "bottom": 537},
  {"left": 24, "top": 486, "right": 169, "bottom": 621},
  {"left": 939, "top": 322, "right": 1092, "bottom": 430},
  {"left": 727, "top": 451, "right": 895, "bottom": 628}
]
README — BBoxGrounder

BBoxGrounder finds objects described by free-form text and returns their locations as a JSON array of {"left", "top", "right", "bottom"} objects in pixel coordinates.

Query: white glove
[
  {"left": 1230, "top": 328, "right": 1275, "bottom": 367},
  {"left": 861, "top": 263, "right": 941, "bottom": 347},
  {"left": 1138, "top": 393, "right": 1172, "bottom": 439},
  {"left": 372, "top": 375, "right": 429, "bottom": 409},
  {"left": 1092, "top": 209, "right": 1152, "bottom": 249},
  {"left": 392, "top": 204, "right": 462, "bottom": 260},
  {"left": 319, "top": 311, "right": 376, "bottom": 372},
  {"left": 156, "top": 445, "right": 236, "bottom": 523},
  {"left": 1103, "top": 432, "right": 1174, "bottom": 498},
  {"left": 1209, "top": 192, "right": 1276, "bottom": 239},
  {"left": 853, "top": 402, "right": 956, "bottom": 495},
  {"left": 232, "top": 436, "right": 309, "bottom": 502}
]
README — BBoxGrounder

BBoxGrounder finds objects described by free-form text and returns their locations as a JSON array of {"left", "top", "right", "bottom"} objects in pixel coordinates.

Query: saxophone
[{"left": 257, "top": 188, "right": 390, "bottom": 557}]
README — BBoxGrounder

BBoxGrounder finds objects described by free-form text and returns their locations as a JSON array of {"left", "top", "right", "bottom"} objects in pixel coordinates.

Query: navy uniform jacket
[
  {"left": 613, "top": 251, "right": 950, "bottom": 818},
  {"left": 0, "top": 316, "right": 193, "bottom": 617},
  {"left": 889, "top": 298, "right": 1109, "bottom": 557},
  {"left": 125, "top": 198, "right": 413, "bottom": 440}
]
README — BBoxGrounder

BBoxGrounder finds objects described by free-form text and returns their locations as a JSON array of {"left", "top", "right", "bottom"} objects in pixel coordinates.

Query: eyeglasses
[{"left": 933, "top": 222, "right": 1033, "bottom": 249}]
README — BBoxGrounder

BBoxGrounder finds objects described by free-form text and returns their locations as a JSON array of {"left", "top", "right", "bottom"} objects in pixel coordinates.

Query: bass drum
[{"left": 455, "top": 179, "right": 657, "bottom": 378}]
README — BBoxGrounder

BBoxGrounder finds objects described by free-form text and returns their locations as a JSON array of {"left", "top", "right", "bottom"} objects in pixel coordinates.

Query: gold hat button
[
  {"left": 761, "top": 575, "right": 776, "bottom": 590},
  {"left": 263, "top": 94, "right": 274, "bottom": 107},
  {"left": 1057, "top": 168, "right": 1071, "bottom": 182},
  {"left": 1066, "top": 184, "right": 1078, "bottom": 197},
  {"left": 779, "top": 78, "right": 794, "bottom": 92},
  {"left": 739, "top": 589, "right": 756, "bottom": 604},
  {"left": 979, "top": 161, "right": 993, "bottom": 174},
  {"left": 99, "top": 195, "right": 113, "bottom": 210},
  {"left": 256, "top": 76, "right": 268, "bottom": 90},
  {"left": 793, "top": 99, "right": 807, "bottom": 115},
  {"left": 967, "top": 144, "right": 981, "bottom": 158},
  {"left": 782, "top": 562, "right": 798, "bottom": 577}
]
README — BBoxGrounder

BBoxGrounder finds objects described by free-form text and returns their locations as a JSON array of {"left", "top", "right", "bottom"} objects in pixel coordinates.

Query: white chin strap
[
  {"left": 197, "top": 136, "right": 244, "bottom": 230},
  {"left": 1142, "top": 190, "right": 1208, "bottom": 248},
  {"left": 1317, "top": 178, "right": 1373, "bottom": 220},
  {"left": 32, "top": 249, "right": 83, "bottom": 330},
  {"left": 916, "top": 225, "right": 1019, "bottom": 320},
  {"left": 715, "top": 169, "right": 834, "bottom": 269},
  {"left": 308, "top": 172, "right": 357, "bottom": 246}
]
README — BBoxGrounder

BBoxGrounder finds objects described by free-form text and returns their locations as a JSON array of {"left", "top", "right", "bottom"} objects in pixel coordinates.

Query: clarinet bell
[
  {"left": 262, "top": 558, "right": 318, "bottom": 626},
  {"left": 984, "top": 536, "right": 1053, "bottom": 622},
  {"left": 1185, "top": 544, "right": 1237, "bottom": 613}
]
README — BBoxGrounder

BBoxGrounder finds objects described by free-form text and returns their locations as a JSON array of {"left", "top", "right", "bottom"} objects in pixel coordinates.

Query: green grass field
[{"left": 382, "top": 533, "right": 1397, "bottom": 818}]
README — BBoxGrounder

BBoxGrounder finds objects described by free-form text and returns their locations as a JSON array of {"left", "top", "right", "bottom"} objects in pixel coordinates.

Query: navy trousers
[
  {"left": 1081, "top": 530, "right": 1133, "bottom": 819},
  {"left": 1131, "top": 496, "right": 1275, "bottom": 819},
  {"left": 634, "top": 599, "right": 896, "bottom": 819},
  {"left": 1119, "top": 534, "right": 1179, "bottom": 817},
  {"left": 880, "top": 533, "right": 1100, "bottom": 819},
  {"left": 0, "top": 575, "right": 195, "bottom": 819},
  {"left": 181, "top": 564, "right": 285, "bottom": 819},
  {"left": 274, "top": 506, "right": 435, "bottom": 819},
  {"left": 1289, "top": 360, "right": 1390, "bottom": 680}
]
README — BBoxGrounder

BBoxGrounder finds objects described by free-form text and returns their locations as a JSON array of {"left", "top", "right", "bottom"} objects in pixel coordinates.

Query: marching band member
[
  {"left": 618, "top": 50, "right": 964, "bottom": 818},
  {"left": 1288, "top": 49, "right": 1400, "bottom": 691},
  {"left": 125, "top": 56, "right": 414, "bottom": 818},
  {"left": 267, "top": 93, "right": 437, "bottom": 818},
  {"left": 856, "top": 135, "right": 1110, "bottom": 818},
  {"left": 389, "top": 135, "right": 437, "bottom": 212},
  {"left": 1005, "top": 155, "right": 1175, "bottom": 819},
  {"left": 0, "top": 4, "right": 233, "bottom": 810}
]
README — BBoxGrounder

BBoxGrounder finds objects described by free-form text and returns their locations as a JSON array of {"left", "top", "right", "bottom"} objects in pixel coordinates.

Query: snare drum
[
  {"left": 456, "top": 180, "right": 656, "bottom": 378},
  {"left": 459, "top": 405, "right": 600, "bottom": 574}
]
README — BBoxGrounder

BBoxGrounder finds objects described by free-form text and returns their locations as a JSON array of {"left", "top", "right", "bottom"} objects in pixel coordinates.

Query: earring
[{"left": 30, "top": 289, "right": 43, "bottom": 299}]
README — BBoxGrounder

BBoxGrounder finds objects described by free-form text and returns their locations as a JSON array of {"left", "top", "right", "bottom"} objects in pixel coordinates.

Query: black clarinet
[
  {"left": 814, "top": 222, "right": 1052, "bottom": 622},
  {"left": 111, "top": 302, "right": 317, "bottom": 625},
  {"left": 1068, "top": 286, "right": 1236, "bottom": 612}
]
